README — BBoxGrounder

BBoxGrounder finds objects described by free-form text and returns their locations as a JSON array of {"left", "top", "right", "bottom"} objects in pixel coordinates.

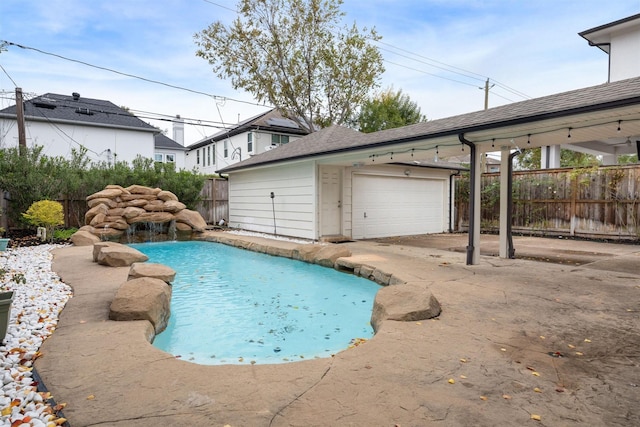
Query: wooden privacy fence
[
  {"left": 194, "top": 178, "right": 229, "bottom": 225},
  {"left": 456, "top": 165, "right": 640, "bottom": 241}
]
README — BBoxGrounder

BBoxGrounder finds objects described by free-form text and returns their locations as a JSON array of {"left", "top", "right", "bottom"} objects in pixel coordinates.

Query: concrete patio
[{"left": 35, "top": 232, "right": 639, "bottom": 426}]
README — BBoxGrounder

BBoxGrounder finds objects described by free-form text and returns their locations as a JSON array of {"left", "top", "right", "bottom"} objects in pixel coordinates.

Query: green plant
[
  {"left": 53, "top": 228, "right": 78, "bottom": 240},
  {"left": 22, "top": 200, "right": 64, "bottom": 241}
]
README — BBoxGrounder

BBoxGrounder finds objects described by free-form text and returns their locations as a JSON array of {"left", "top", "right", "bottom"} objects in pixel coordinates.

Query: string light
[
  {"left": 360, "top": 117, "right": 638, "bottom": 164},
  {"left": 491, "top": 138, "right": 495, "bottom": 148},
  {"left": 617, "top": 120, "right": 622, "bottom": 132}
]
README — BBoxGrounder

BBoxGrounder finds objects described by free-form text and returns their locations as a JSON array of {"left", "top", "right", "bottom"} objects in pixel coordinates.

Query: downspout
[
  {"left": 458, "top": 134, "right": 476, "bottom": 265},
  {"left": 448, "top": 171, "right": 460, "bottom": 233},
  {"left": 588, "top": 42, "right": 611, "bottom": 83}
]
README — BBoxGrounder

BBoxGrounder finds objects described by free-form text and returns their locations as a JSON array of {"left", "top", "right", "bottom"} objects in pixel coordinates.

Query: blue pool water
[{"left": 130, "top": 241, "right": 380, "bottom": 365}]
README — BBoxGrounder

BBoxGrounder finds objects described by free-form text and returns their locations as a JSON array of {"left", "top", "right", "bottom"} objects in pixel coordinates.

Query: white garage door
[{"left": 352, "top": 175, "right": 444, "bottom": 239}]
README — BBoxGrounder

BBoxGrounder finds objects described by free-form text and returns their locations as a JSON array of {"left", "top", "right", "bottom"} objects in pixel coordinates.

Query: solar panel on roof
[{"left": 266, "top": 117, "right": 300, "bottom": 129}]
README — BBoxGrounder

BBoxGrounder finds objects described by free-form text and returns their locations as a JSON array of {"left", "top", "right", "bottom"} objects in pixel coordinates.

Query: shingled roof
[
  {"left": 154, "top": 133, "right": 188, "bottom": 151},
  {"left": 188, "top": 108, "right": 309, "bottom": 150},
  {"left": 218, "top": 76, "right": 640, "bottom": 173},
  {"left": 0, "top": 92, "right": 158, "bottom": 132}
]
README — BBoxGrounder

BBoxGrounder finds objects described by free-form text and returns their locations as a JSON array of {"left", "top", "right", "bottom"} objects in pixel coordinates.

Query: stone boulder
[
  {"left": 109, "top": 277, "right": 172, "bottom": 333},
  {"left": 293, "top": 245, "right": 322, "bottom": 263},
  {"left": 370, "top": 282, "right": 441, "bottom": 332},
  {"left": 312, "top": 245, "right": 351, "bottom": 268},
  {"left": 128, "top": 262, "right": 176, "bottom": 284},
  {"left": 174, "top": 209, "right": 207, "bottom": 232},
  {"left": 95, "top": 243, "right": 149, "bottom": 267},
  {"left": 70, "top": 230, "right": 101, "bottom": 246}
]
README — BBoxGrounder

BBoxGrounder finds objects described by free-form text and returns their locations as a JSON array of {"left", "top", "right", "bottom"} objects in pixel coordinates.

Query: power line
[{"left": 1, "top": 40, "right": 270, "bottom": 109}]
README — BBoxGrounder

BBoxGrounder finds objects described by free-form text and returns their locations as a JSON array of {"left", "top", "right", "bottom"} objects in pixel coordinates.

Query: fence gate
[{"left": 195, "top": 178, "right": 229, "bottom": 225}]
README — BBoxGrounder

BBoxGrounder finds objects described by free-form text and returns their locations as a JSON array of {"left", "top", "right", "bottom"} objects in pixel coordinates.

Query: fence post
[{"left": 570, "top": 173, "right": 577, "bottom": 236}]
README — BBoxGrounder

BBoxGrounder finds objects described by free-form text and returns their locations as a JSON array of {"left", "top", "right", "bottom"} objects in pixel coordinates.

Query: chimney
[
  {"left": 72, "top": 92, "right": 80, "bottom": 101},
  {"left": 172, "top": 115, "right": 185, "bottom": 146}
]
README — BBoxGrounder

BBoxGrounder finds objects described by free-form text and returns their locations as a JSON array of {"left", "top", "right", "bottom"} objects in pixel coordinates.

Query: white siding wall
[
  {"left": 228, "top": 161, "right": 316, "bottom": 239},
  {"left": 0, "top": 119, "right": 155, "bottom": 164},
  {"left": 343, "top": 165, "right": 453, "bottom": 238},
  {"left": 610, "top": 28, "right": 640, "bottom": 81},
  {"left": 155, "top": 148, "right": 186, "bottom": 169},
  {"left": 186, "top": 131, "right": 305, "bottom": 175}
]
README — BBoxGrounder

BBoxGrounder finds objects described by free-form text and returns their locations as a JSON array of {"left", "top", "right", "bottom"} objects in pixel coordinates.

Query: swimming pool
[{"left": 130, "top": 241, "right": 380, "bottom": 365}]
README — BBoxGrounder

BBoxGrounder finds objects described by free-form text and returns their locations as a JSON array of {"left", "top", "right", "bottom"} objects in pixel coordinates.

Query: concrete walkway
[{"left": 36, "top": 233, "right": 640, "bottom": 426}]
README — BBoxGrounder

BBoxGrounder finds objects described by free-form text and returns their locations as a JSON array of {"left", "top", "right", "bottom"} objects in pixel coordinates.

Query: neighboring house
[
  {"left": 154, "top": 133, "right": 188, "bottom": 169},
  {"left": 580, "top": 13, "right": 640, "bottom": 83},
  {"left": 0, "top": 92, "right": 158, "bottom": 164},
  {"left": 446, "top": 154, "right": 501, "bottom": 173},
  {"left": 185, "top": 108, "right": 309, "bottom": 174},
  {"left": 217, "top": 76, "right": 640, "bottom": 244},
  {"left": 540, "top": 13, "right": 640, "bottom": 168}
]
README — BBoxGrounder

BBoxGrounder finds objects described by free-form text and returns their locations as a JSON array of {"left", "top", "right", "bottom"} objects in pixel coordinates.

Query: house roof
[
  {"left": 0, "top": 92, "right": 158, "bottom": 133},
  {"left": 187, "top": 108, "right": 310, "bottom": 150},
  {"left": 579, "top": 13, "right": 640, "bottom": 53},
  {"left": 154, "top": 133, "right": 188, "bottom": 151},
  {"left": 218, "top": 76, "right": 640, "bottom": 173}
]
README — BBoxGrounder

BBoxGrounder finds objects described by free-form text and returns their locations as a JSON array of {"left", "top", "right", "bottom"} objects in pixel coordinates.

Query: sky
[{"left": 1, "top": 0, "right": 639, "bottom": 146}]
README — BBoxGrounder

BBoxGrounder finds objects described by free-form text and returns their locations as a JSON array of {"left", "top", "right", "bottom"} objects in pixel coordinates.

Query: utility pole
[
  {"left": 15, "top": 87, "right": 26, "bottom": 155},
  {"left": 482, "top": 78, "right": 495, "bottom": 111}
]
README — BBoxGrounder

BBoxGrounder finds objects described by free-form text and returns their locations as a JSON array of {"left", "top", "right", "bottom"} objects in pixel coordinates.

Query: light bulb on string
[
  {"left": 567, "top": 128, "right": 572, "bottom": 139},
  {"left": 527, "top": 134, "right": 531, "bottom": 144},
  {"left": 491, "top": 138, "right": 495, "bottom": 148},
  {"left": 434, "top": 146, "right": 439, "bottom": 162},
  {"left": 617, "top": 120, "right": 622, "bottom": 133}
]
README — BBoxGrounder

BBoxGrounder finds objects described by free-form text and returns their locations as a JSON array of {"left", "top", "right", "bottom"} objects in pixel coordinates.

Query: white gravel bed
[{"left": 0, "top": 245, "right": 72, "bottom": 427}]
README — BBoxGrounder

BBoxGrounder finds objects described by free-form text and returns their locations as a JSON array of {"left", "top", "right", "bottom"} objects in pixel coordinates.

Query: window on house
[
  {"left": 165, "top": 153, "right": 175, "bottom": 163},
  {"left": 207, "top": 146, "right": 211, "bottom": 166},
  {"left": 196, "top": 149, "right": 200, "bottom": 165},
  {"left": 212, "top": 144, "right": 215, "bottom": 165},
  {"left": 154, "top": 153, "right": 164, "bottom": 162},
  {"left": 271, "top": 134, "right": 290, "bottom": 145},
  {"left": 224, "top": 140, "right": 229, "bottom": 158},
  {"left": 247, "top": 132, "right": 253, "bottom": 152}
]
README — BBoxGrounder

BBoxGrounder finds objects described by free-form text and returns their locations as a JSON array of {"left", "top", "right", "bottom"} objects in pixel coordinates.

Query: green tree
[
  {"left": 195, "top": 0, "right": 384, "bottom": 132},
  {"left": 516, "top": 148, "right": 600, "bottom": 170},
  {"left": 357, "top": 87, "right": 427, "bottom": 133}
]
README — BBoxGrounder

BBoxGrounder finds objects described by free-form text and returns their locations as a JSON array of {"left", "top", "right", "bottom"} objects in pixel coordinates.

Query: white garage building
[{"left": 218, "top": 77, "right": 640, "bottom": 264}]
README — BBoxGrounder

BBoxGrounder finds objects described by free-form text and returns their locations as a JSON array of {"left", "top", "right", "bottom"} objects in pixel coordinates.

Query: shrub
[{"left": 21, "top": 200, "right": 64, "bottom": 240}]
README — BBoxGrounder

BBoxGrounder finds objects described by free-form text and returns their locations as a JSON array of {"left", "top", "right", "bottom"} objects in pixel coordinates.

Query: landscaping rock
[
  {"left": 293, "top": 245, "right": 321, "bottom": 263},
  {"left": 174, "top": 209, "right": 207, "bottom": 232},
  {"left": 109, "top": 277, "right": 172, "bottom": 333},
  {"left": 70, "top": 230, "right": 101, "bottom": 246},
  {"left": 128, "top": 262, "right": 176, "bottom": 284},
  {"left": 95, "top": 244, "right": 149, "bottom": 267},
  {"left": 370, "top": 282, "right": 441, "bottom": 332},
  {"left": 93, "top": 241, "right": 121, "bottom": 262},
  {"left": 312, "top": 245, "right": 351, "bottom": 268}
]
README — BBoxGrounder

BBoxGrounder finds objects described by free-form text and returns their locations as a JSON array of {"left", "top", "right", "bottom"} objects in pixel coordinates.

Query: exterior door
[{"left": 320, "top": 166, "right": 342, "bottom": 236}]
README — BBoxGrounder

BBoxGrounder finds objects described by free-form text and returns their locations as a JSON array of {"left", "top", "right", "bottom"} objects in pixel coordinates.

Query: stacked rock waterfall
[{"left": 74, "top": 185, "right": 207, "bottom": 243}]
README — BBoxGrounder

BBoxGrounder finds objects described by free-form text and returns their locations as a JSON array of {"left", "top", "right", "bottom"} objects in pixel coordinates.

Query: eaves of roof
[
  {"left": 217, "top": 76, "right": 640, "bottom": 174},
  {"left": 187, "top": 108, "right": 308, "bottom": 150}
]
